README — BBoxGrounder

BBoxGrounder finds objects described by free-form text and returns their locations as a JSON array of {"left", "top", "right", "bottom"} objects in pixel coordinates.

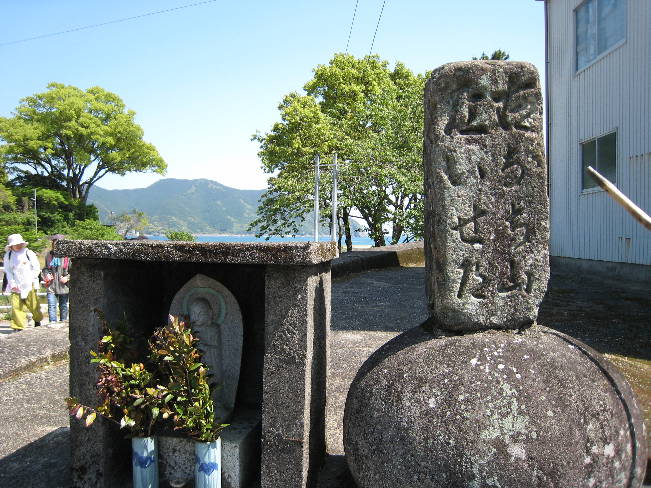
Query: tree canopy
[
  {"left": 251, "top": 54, "right": 425, "bottom": 248},
  {"left": 0, "top": 82, "right": 166, "bottom": 204},
  {"left": 112, "top": 210, "right": 149, "bottom": 238},
  {"left": 473, "top": 50, "right": 510, "bottom": 60}
]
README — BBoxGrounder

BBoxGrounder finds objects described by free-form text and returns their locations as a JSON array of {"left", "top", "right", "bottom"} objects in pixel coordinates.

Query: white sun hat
[{"left": 5, "top": 233, "right": 28, "bottom": 252}]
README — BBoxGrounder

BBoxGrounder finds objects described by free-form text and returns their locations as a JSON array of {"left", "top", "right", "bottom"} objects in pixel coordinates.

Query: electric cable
[
  {"left": 345, "top": 0, "right": 359, "bottom": 53},
  {"left": 369, "top": 0, "right": 387, "bottom": 55},
  {"left": 0, "top": 0, "right": 219, "bottom": 47}
]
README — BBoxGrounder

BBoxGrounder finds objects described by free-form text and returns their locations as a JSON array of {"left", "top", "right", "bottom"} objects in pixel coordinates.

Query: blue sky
[{"left": 0, "top": 0, "right": 545, "bottom": 191}]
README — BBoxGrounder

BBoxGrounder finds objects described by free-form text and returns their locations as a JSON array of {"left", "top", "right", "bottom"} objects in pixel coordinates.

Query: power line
[
  {"left": 0, "top": 0, "right": 219, "bottom": 47},
  {"left": 369, "top": 0, "right": 387, "bottom": 55},
  {"left": 345, "top": 0, "right": 359, "bottom": 53}
]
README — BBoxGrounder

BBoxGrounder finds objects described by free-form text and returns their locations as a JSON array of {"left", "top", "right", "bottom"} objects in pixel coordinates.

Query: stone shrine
[
  {"left": 58, "top": 240, "right": 336, "bottom": 488},
  {"left": 343, "top": 61, "right": 647, "bottom": 487}
]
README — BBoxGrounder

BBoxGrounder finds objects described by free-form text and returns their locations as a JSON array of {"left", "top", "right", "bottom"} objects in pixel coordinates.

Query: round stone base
[{"left": 343, "top": 325, "right": 647, "bottom": 488}]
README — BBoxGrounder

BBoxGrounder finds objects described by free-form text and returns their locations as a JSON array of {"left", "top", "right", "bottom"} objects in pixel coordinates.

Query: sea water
[{"left": 149, "top": 234, "right": 377, "bottom": 247}]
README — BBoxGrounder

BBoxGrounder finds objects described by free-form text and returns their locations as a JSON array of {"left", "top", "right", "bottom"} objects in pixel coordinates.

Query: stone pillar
[
  {"left": 262, "top": 263, "right": 330, "bottom": 488},
  {"left": 69, "top": 260, "right": 131, "bottom": 487},
  {"left": 423, "top": 61, "right": 549, "bottom": 331}
]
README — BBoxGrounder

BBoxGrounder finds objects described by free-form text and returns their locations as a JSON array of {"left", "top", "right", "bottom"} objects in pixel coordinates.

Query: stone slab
[
  {"left": 0, "top": 325, "right": 69, "bottom": 380},
  {"left": 55, "top": 239, "right": 338, "bottom": 265},
  {"left": 423, "top": 61, "right": 549, "bottom": 331},
  {"left": 221, "top": 409, "right": 262, "bottom": 488}
]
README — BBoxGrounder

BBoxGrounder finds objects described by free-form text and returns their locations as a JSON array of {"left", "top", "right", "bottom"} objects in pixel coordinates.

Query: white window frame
[
  {"left": 575, "top": 0, "right": 627, "bottom": 73},
  {"left": 580, "top": 130, "right": 618, "bottom": 193}
]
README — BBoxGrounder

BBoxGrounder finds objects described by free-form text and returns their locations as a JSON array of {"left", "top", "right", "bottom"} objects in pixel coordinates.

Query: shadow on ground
[
  {"left": 0, "top": 427, "right": 71, "bottom": 488},
  {"left": 332, "top": 265, "right": 651, "bottom": 362},
  {"left": 539, "top": 266, "right": 651, "bottom": 362}
]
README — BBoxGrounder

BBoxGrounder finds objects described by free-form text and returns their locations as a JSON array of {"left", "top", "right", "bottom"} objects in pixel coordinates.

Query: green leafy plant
[
  {"left": 66, "top": 312, "right": 163, "bottom": 437},
  {"left": 165, "top": 231, "right": 196, "bottom": 242},
  {"left": 150, "top": 316, "right": 225, "bottom": 442},
  {"left": 67, "top": 312, "right": 225, "bottom": 442}
]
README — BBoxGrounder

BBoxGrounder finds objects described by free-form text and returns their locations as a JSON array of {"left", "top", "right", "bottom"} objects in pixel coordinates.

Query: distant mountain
[
  {"left": 88, "top": 179, "right": 264, "bottom": 234},
  {"left": 89, "top": 178, "right": 369, "bottom": 237}
]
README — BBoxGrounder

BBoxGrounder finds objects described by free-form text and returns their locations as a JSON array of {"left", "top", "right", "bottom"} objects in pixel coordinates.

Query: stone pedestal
[
  {"left": 59, "top": 240, "right": 336, "bottom": 488},
  {"left": 344, "top": 325, "right": 648, "bottom": 488},
  {"left": 158, "top": 409, "right": 261, "bottom": 488}
]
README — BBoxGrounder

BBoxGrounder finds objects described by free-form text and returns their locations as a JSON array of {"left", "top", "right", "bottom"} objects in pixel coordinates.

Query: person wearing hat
[
  {"left": 3, "top": 234, "right": 44, "bottom": 330},
  {"left": 43, "top": 234, "right": 70, "bottom": 327}
]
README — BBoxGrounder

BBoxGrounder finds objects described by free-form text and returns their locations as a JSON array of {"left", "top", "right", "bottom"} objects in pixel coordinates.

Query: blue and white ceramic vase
[
  {"left": 195, "top": 438, "right": 221, "bottom": 488},
  {"left": 131, "top": 436, "right": 159, "bottom": 488}
]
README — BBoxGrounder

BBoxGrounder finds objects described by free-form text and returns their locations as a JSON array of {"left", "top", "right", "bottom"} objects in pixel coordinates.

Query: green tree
[
  {"left": 250, "top": 93, "right": 335, "bottom": 239},
  {"left": 63, "top": 219, "right": 122, "bottom": 240},
  {"left": 8, "top": 186, "right": 97, "bottom": 234},
  {"left": 165, "top": 231, "right": 196, "bottom": 242},
  {"left": 252, "top": 54, "right": 425, "bottom": 248},
  {"left": 0, "top": 213, "right": 47, "bottom": 253},
  {"left": 472, "top": 50, "right": 510, "bottom": 60},
  {"left": 0, "top": 82, "right": 166, "bottom": 204},
  {"left": 0, "top": 161, "right": 14, "bottom": 211},
  {"left": 112, "top": 210, "right": 149, "bottom": 238}
]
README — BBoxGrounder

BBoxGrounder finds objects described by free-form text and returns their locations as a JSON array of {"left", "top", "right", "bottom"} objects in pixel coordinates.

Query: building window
[
  {"left": 582, "top": 131, "right": 617, "bottom": 190},
  {"left": 576, "top": 0, "right": 627, "bottom": 70}
]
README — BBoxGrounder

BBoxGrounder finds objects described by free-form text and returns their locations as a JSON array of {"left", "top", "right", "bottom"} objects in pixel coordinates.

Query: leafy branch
[{"left": 67, "top": 313, "right": 226, "bottom": 442}]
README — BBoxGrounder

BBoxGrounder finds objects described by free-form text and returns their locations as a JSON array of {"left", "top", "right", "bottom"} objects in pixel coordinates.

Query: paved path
[{"left": 0, "top": 263, "right": 649, "bottom": 487}]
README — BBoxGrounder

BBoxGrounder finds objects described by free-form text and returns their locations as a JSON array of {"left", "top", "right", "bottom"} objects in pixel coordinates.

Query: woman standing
[
  {"left": 3, "top": 234, "right": 43, "bottom": 330},
  {"left": 44, "top": 234, "right": 70, "bottom": 327}
]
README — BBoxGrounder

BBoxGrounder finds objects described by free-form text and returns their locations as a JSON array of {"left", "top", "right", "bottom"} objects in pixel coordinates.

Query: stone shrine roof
[{"left": 54, "top": 239, "right": 338, "bottom": 265}]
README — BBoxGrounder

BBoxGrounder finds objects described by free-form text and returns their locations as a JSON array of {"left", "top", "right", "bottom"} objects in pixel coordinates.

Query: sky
[{"left": 0, "top": 0, "right": 545, "bottom": 191}]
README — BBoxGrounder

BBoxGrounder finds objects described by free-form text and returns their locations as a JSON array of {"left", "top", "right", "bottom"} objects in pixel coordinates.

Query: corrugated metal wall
[{"left": 547, "top": 0, "right": 650, "bottom": 264}]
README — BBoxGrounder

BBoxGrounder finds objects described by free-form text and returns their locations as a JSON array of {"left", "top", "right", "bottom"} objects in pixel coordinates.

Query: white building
[{"left": 541, "top": 0, "right": 650, "bottom": 267}]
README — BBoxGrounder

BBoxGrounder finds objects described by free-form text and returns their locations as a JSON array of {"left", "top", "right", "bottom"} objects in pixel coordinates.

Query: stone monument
[
  {"left": 343, "top": 61, "right": 647, "bottom": 487},
  {"left": 423, "top": 60, "right": 548, "bottom": 331},
  {"left": 58, "top": 240, "right": 336, "bottom": 488},
  {"left": 158, "top": 273, "right": 250, "bottom": 487}
]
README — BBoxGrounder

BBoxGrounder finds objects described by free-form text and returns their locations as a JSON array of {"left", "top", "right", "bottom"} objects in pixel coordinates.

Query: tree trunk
[
  {"left": 337, "top": 214, "right": 343, "bottom": 253},
  {"left": 343, "top": 207, "right": 353, "bottom": 252},
  {"left": 370, "top": 220, "right": 386, "bottom": 247},
  {"left": 391, "top": 222, "right": 403, "bottom": 245}
]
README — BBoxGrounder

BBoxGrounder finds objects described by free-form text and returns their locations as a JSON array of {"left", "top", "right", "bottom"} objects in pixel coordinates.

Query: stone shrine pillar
[
  {"left": 59, "top": 240, "right": 336, "bottom": 488},
  {"left": 343, "top": 62, "right": 647, "bottom": 488},
  {"left": 422, "top": 61, "right": 549, "bottom": 331}
]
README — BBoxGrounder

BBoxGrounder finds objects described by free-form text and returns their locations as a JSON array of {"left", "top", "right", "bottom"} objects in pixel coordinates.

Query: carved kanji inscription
[
  {"left": 424, "top": 61, "right": 549, "bottom": 331},
  {"left": 451, "top": 204, "right": 487, "bottom": 245}
]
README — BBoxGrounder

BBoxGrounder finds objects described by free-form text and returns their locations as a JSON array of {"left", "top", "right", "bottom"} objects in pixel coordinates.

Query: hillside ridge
[{"left": 88, "top": 178, "right": 265, "bottom": 234}]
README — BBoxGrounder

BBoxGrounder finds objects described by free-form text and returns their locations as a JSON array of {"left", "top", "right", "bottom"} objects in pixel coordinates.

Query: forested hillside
[{"left": 89, "top": 179, "right": 263, "bottom": 234}]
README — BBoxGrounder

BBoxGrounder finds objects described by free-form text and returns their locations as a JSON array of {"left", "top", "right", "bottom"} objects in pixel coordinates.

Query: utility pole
[
  {"left": 331, "top": 153, "right": 338, "bottom": 242},
  {"left": 32, "top": 189, "right": 37, "bottom": 233},
  {"left": 314, "top": 154, "right": 320, "bottom": 242}
]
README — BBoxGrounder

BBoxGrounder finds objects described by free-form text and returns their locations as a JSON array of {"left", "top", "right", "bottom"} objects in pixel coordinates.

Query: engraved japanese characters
[{"left": 423, "top": 61, "right": 549, "bottom": 331}]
